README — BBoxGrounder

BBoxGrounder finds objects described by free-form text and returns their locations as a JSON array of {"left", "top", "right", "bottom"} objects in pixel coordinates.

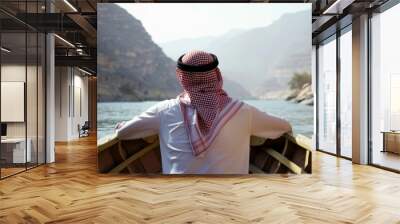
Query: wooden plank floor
[{"left": 1, "top": 135, "right": 400, "bottom": 224}]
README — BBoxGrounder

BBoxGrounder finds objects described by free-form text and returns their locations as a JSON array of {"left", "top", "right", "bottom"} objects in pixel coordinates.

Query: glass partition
[
  {"left": 317, "top": 35, "right": 337, "bottom": 154},
  {"left": 1, "top": 31, "right": 28, "bottom": 177},
  {"left": 0, "top": 2, "right": 46, "bottom": 179}
]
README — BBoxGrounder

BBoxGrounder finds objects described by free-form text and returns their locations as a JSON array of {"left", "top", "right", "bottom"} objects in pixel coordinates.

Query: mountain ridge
[
  {"left": 160, "top": 10, "right": 311, "bottom": 97},
  {"left": 97, "top": 4, "right": 252, "bottom": 102}
]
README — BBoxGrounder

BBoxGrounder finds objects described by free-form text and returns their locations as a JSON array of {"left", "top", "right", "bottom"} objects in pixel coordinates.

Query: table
[{"left": 381, "top": 131, "right": 400, "bottom": 154}]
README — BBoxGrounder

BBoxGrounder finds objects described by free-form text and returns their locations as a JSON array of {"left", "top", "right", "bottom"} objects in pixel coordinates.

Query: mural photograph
[{"left": 97, "top": 3, "right": 313, "bottom": 174}]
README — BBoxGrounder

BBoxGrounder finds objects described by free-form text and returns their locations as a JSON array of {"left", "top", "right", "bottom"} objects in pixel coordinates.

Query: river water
[{"left": 97, "top": 100, "right": 313, "bottom": 140}]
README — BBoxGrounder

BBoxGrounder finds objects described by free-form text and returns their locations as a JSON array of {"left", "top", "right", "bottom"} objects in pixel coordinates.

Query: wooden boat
[{"left": 98, "top": 134, "right": 312, "bottom": 174}]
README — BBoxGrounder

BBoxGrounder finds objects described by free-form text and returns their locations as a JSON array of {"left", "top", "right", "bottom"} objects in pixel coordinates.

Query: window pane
[
  {"left": 318, "top": 36, "right": 337, "bottom": 154},
  {"left": 371, "top": 4, "right": 400, "bottom": 171},
  {"left": 340, "top": 29, "right": 352, "bottom": 158}
]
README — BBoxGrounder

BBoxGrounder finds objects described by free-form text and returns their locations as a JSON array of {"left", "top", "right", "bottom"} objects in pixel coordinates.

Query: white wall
[
  {"left": 1, "top": 65, "right": 26, "bottom": 132},
  {"left": 1, "top": 65, "right": 38, "bottom": 138},
  {"left": 1, "top": 63, "right": 46, "bottom": 164},
  {"left": 1, "top": 65, "right": 26, "bottom": 145},
  {"left": 72, "top": 73, "right": 89, "bottom": 138},
  {"left": 55, "top": 66, "right": 70, "bottom": 141},
  {"left": 54, "top": 67, "right": 89, "bottom": 141}
]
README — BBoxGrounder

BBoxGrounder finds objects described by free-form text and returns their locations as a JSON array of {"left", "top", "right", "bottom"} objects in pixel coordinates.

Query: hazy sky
[{"left": 118, "top": 3, "right": 310, "bottom": 43}]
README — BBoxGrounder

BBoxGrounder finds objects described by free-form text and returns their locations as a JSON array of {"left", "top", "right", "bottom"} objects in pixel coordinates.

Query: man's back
[
  {"left": 116, "top": 50, "right": 291, "bottom": 174},
  {"left": 116, "top": 98, "right": 291, "bottom": 174}
]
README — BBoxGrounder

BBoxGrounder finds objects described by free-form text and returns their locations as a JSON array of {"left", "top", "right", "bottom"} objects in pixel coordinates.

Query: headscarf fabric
[{"left": 176, "top": 50, "right": 243, "bottom": 156}]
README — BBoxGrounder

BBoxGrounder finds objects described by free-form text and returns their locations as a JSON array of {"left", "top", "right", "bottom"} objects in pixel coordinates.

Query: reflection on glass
[
  {"left": 371, "top": 4, "right": 400, "bottom": 171},
  {"left": 340, "top": 29, "right": 352, "bottom": 158},
  {"left": 318, "top": 36, "right": 337, "bottom": 154}
]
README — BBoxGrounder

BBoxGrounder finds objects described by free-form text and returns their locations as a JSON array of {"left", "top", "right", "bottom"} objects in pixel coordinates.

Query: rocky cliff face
[
  {"left": 97, "top": 4, "right": 181, "bottom": 102},
  {"left": 285, "top": 83, "right": 313, "bottom": 106}
]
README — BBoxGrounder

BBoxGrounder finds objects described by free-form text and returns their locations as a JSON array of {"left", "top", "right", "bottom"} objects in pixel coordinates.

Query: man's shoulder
[
  {"left": 234, "top": 100, "right": 253, "bottom": 111},
  {"left": 153, "top": 98, "right": 255, "bottom": 113},
  {"left": 233, "top": 101, "right": 262, "bottom": 116},
  {"left": 153, "top": 98, "right": 180, "bottom": 112}
]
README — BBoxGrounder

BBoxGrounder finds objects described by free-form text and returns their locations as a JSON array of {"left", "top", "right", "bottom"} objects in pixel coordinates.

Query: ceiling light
[
  {"left": 63, "top": 0, "right": 78, "bottom": 12},
  {"left": 54, "top": 34, "right": 75, "bottom": 48},
  {"left": 322, "top": 0, "right": 354, "bottom": 15},
  {"left": 1, "top": 47, "right": 11, "bottom": 53},
  {"left": 76, "top": 48, "right": 86, "bottom": 55},
  {"left": 78, "top": 67, "right": 92, "bottom": 76}
]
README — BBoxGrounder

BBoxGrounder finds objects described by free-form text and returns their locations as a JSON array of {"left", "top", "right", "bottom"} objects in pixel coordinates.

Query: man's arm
[
  {"left": 115, "top": 104, "right": 161, "bottom": 140},
  {"left": 249, "top": 105, "right": 292, "bottom": 139}
]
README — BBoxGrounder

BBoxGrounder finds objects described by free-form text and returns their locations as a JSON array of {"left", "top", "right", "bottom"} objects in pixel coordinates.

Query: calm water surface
[{"left": 97, "top": 100, "right": 313, "bottom": 140}]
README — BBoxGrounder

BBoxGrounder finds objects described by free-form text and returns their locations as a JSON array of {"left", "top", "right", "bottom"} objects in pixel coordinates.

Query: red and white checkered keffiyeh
[{"left": 176, "top": 50, "right": 243, "bottom": 156}]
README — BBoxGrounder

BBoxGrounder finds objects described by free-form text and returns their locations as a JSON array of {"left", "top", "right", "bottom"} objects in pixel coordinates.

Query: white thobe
[{"left": 116, "top": 98, "right": 291, "bottom": 174}]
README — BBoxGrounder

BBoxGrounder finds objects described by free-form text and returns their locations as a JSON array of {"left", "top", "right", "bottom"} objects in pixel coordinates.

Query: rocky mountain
[
  {"left": 160, "top": 10, "right": 311, "bottom": 98},
  {"left": 254, "top": 51, "right": 311, "bottom": 99},
  {"left": 97, "top": 4, "right": 181, "bottom": 102},
  {"left": 223, "top": 78, "right": 253, "bottom": 99},
  {"left": 285, "top": 83, "right": 313, "bottom": 106},
  {"left": 97, "top": 4, "right": 251, "bottom": 101}
]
